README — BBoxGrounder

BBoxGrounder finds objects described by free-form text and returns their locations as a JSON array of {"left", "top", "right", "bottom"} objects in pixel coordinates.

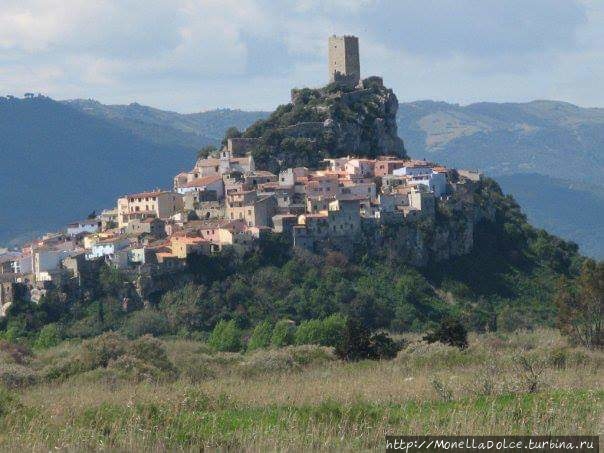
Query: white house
[
  {"left": 392, "top": 164, "right": 433, "bottom": 177},
  {"left": 176, "top": 174, "right": 224, "bottom": 199},
  {"left": 32, "top": 249, "right": 72, "bottom": 282},
  {"left": 67, "top": 219, "right": 101, "bottom": 237},
  {"left": 394, "top": 168, "right": 448, "bottom": 198},
  {"left": 86, "top": 238, "right": 130, "bottom": 260}
]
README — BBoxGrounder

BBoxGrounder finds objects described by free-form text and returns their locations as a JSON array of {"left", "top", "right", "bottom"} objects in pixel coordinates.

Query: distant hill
[
  {"left": 1, "top": 96, "right": 602, "bottom": 258},
  {"left": 496, "top": 174, "right": 604, "bottom": 259},
  {"left": 0, "top": 96, "right": 196, "bottom": 246},
  {"left": 65, "top": 99, "right": 269, "bottom": 149},
  {"left": 397, "top": 100, "right": 604, "bottom": 185}
]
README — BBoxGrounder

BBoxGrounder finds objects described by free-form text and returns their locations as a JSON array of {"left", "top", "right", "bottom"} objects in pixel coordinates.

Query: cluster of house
[{"left": 0, "top": 137, "right": 482, "bottom": 316}]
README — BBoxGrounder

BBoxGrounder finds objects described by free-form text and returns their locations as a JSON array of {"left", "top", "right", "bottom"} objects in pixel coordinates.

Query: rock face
[
  {"left": 243, "top": 77, "right": 406, "bottom": 172},
  {"left": 292, "top": 77, "right": 405, "bottom": 157},
  {"left": 324, "top": 80, "right": 405, "bottom": 158},
  {"left": 355, "top": 178, "right": 495, "bottom": 267}
]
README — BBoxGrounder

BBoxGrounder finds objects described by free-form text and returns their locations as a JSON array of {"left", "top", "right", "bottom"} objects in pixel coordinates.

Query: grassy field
[{"left": 0, "top": 329, "right": 601, "bottom": 450}]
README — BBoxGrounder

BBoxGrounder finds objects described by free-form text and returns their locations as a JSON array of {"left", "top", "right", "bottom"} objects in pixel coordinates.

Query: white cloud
[{"left": 0, "top": 0, "right": 602, "bottom": 110}]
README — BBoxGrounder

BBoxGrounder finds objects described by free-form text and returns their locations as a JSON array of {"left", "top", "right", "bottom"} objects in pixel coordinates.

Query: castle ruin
[{"left": 328, "top": 35, "right": 360, "bottom": 88}]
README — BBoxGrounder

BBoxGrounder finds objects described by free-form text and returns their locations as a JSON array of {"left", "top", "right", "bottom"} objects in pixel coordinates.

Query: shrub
[
  {"left": 240, "top": 345, "right": 336, "bottom": 376},
  {"left": 294, "top": 314, "right": 346, "bottom": 347},
  {"left": 35, "top": 324, "right": 62, "bottom": 350},
  {"left": 107, "top": 354, "right": 173, "bottom": 383},
  {"left": 556, "top": 260, "right": 603, "bottom": 349},
  {"left": 335, "top": 317, "right": 401, "bottom": 361},
  {"left": 368, "top": 332, "right": 399, "bottom": 360},
  {"left": 497, "top": 306, "right": 534, "bottom": 332},
  {"left": 79, "top": 331, "right": 128, "bottom": 369},
  {"left": 271, "top": 320, "right": 295, "bottom": 347},
  {"left": 513, "top": 352, "right": 547, "bottom": 393},
  {"left": 423, "top": 317, "right": 468, "bottom": 349},
  {"left": 294, "top": 319, "right": 323, "bottom": 346},
  {"left": 241, "top": 348, "right": 298, "bottom": 375},
  {"left": 3, "top": 323, "right": 27, "bottom": 344},
  {"left": 122, "top": 310, "right": 170, "bottom": 339},
  {"left": 287, "top": 344, "right": 337, "bottom": 365},
  {"left": 335, "top": 317, "right": 372, "bottom": 361},
  {"left": 0, "top": 386, "right": 20, "bottom": 417},
  {"left": 0, "top": 364, "right": 37, "bottom": 389},
  {"left": 247, "top": 320, "right": 273, "bottom": 351},
  {"left": 0, "top": 341, "right": 31, "bottom": 365},
  {"left": 396, "top": 341, "right": 475, "bottom": 368},
  {"left": 209, "top": 320, "right": 242, "bottom": 352},
  {"left": 130, "top": 335, "right": 175, "bottom": 374}
]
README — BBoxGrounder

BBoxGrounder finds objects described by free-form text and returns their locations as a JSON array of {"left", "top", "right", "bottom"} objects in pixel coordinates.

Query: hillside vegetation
[{"left": 0, "top": 329, "right": 600, "bottom": 449}]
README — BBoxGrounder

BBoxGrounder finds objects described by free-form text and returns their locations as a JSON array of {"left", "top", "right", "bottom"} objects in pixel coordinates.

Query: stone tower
[{"left": 328, "top": 35, "right": 360, "bottom": 88}]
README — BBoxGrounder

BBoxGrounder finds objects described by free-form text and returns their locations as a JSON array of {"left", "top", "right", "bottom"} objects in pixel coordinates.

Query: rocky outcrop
[
  {"left": 356, "top": 178, "right": 493, "bottom": 267},
  {"left": 243, "top": 77, "right": 406, "bottom": 171}
]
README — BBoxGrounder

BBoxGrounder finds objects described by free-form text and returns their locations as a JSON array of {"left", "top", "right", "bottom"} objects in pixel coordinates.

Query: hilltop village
[{"left": 0, "top": 36, "right": 483, "bottom": 315}]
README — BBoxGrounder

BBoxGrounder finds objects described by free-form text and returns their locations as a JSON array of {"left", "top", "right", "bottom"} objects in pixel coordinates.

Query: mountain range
[{"left": 0, "top": 96, "right": 601, "bottom": 258}]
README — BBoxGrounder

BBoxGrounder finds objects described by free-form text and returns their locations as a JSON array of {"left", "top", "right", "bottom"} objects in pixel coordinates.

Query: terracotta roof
[{"left": 182, "top": 175, "right": 223, "bottom": 188}]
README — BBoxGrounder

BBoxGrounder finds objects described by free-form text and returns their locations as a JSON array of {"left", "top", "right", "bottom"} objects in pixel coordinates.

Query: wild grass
[{"left": 0, "top": 329, "right": 601, "bottom": 450}]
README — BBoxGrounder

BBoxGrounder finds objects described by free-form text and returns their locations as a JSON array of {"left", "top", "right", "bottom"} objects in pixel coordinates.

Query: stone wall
[{"left": 227, "top": 138, "right": 261, "bottom": 155}]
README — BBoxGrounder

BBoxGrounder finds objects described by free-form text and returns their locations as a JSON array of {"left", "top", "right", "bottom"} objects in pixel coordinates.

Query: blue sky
[{"left": 1, "top": 0, "right": 602, "bottom": 112}]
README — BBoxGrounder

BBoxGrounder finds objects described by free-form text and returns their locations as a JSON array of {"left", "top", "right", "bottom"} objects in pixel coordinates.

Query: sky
[{"left": 1, "top": 0, "right": 603, "bottom": 112}]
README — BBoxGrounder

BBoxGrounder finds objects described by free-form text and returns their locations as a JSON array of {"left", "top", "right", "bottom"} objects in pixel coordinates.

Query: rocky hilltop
[{"left": 241, "top": 77, "right": 406, "bottom": 172}]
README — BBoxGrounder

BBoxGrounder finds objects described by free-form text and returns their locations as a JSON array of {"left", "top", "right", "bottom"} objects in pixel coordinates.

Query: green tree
[
  {"left": 423, "top": 317, "right": 468, "bottom": 349},
  {"left": 335, "top": 316, "right": 372, "bottom": 361},
  {"left": 247, "top": 320, "right": 273, "bottom": 351},
  {"left": 556, "top": 260, "right": 603, "bottom": 349},
  {"left": 294, "top": 314, "right": 346, "bottom": 347},
  {"left": 221, "top": 127, "right": 242, "bottom": 147},
  {"left": 34, "top": 324, "right": 61, "bottom": 349},
  {"left": 122, "top": 310, "right": 170, "bottom": 339},
  {"left": 99, "top": 265, "right": 125, "bottom": 297},
  {"left": 197, "top": 145, "right": 217, "bottom": 159},
  {"left": 209, "top": 320, "right": 242, "bottom": 352},
  {"left": 271, "top": 320, "right": 295, "bottom": 347},
  {"left": 159, "top": 284, "right": 205, "bottom": 332}
]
